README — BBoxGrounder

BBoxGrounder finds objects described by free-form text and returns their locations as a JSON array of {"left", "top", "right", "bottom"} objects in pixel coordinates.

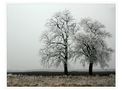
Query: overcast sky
[{"left": 7, "top": 4, "right": 115, "bottom": 71}]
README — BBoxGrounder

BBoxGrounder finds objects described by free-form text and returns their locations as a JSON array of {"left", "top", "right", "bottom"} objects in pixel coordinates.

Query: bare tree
[
  {"left": 73, "top": 18, "right": 113, "bottom": 75},
  {"left": 40, "top": 10, "right": 78, "bottom": 75}
]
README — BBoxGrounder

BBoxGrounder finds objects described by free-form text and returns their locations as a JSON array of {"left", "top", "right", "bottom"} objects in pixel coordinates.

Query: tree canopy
[{"left": 73, "top": 18, "right": 113, "bottom": 68}]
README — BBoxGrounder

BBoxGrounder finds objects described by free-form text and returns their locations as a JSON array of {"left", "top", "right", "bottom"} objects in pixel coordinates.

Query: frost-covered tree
[
  {"left": 40, "top": 10, "right": 78, "bottom": 75},
  {"left": 73, "top": 18, "right": 113, "bottom": 75}
]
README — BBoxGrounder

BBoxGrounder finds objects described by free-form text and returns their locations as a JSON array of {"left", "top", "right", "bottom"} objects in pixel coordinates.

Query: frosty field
[{"left": 7, "top": 73, "right": 115, "bottom": 87}]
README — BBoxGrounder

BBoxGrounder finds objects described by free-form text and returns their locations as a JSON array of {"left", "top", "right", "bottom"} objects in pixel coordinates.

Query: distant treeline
[{"left": 7, "top": 71, "right": 115, "bottom": 76}]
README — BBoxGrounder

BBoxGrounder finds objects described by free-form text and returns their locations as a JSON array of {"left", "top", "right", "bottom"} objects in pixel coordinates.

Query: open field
[{"left": 7, "top": 71, "right": 115, "bottom": 87}]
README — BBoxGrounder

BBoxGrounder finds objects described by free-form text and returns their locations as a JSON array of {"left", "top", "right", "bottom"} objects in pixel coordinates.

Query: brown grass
[{"left": 7, "top": 74, "right": 115, "bottom": 87}]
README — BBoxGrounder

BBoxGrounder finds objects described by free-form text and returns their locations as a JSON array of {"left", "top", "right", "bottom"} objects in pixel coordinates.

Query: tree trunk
[
  {"left": 64, "top": 62, "right": 68, "bottom": 75},
  {"left": 64, "top": 47, "right": 68, "bottom": 75},
  {"left": 89, "top": 62, "right": 93, "bottom": 75},
  {"left": 64, "top": 38, "right": 68, "bottom": 75}
]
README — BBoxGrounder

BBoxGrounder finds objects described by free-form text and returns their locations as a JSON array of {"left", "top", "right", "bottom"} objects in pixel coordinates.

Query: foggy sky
[{"left": 7, "top": 4, "right": 115, "bottom": 71}]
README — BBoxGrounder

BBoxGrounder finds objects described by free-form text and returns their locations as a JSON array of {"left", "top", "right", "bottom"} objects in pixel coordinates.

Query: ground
[{"left": 7, "top": 74, "right": 115, "bottom": 87}]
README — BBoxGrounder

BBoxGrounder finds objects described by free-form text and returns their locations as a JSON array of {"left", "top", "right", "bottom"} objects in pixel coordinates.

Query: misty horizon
[{"left": 7, "top": 4, "right": 115, "bottom": 72}]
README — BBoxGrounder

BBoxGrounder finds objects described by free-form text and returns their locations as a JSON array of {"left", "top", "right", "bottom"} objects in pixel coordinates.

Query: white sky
[{"left": 7, "top": 3, "right": 115, "bottom": 71}]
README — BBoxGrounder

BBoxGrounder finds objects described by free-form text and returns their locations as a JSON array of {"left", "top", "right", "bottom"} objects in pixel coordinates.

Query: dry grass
[{"left": 7, "top": 74, "right": 115, "bottom": 87}]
